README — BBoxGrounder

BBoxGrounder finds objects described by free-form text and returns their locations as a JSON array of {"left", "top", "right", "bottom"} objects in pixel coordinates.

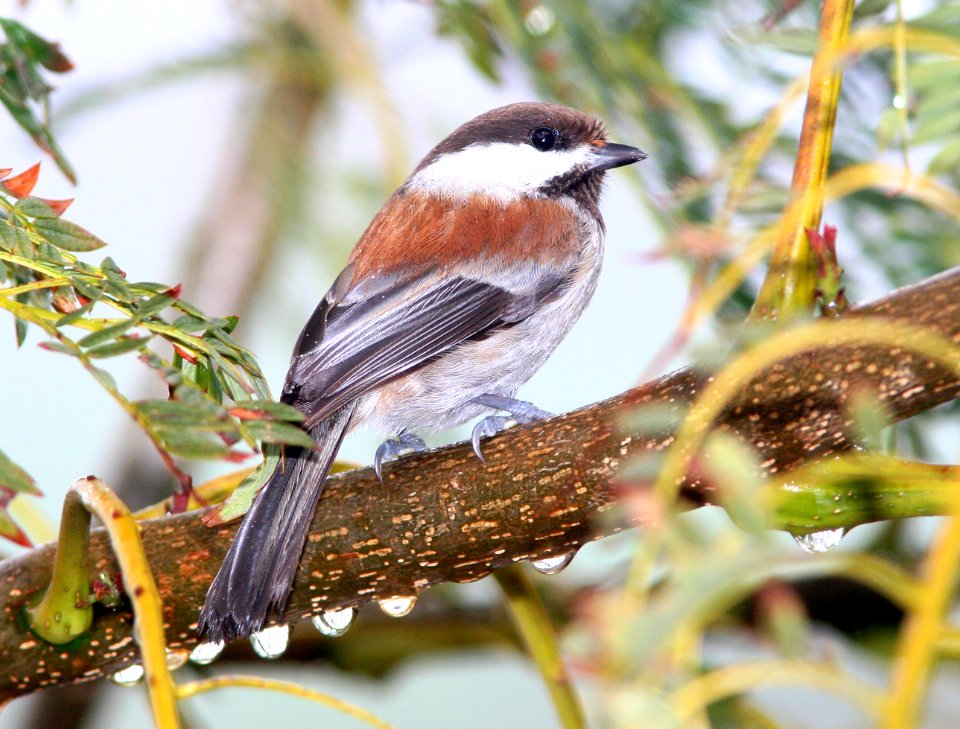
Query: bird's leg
[
  {"left": 374, "top": 430, "right": 427, "bottom": 482},
  {"left": 469, "top": 394, "right": 553, "bottom": 461}
]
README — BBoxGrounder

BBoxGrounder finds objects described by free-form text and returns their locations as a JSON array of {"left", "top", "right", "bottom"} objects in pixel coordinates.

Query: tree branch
[{"left": 1, "top": 267, "right": 959, "bottom": 703}]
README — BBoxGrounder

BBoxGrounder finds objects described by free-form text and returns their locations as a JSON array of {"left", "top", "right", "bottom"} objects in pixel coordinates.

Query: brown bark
[{"left": 1, "top": 267, "right": 959, "bottom": 703}]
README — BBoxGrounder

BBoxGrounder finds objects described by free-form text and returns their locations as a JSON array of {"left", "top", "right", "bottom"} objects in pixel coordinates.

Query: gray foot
[
  {"left": 469, "top": 394, "right": 553, "bottom": 461},
  {"left": 374, "top": 431, "right": 427, "bottom": 482}
]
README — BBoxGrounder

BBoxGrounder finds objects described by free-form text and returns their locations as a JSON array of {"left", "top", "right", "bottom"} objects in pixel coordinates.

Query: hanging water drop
[
  {"left": 794, "top": 528, "right": 846, "bottom": 554},
  {"left": 378, "top": 595, "right": 417, "bottom": 618},
  {"left": 532, "top": 553, "right": 574, "bottom": 575},
  {"left": 165, "top": 649, "right": 189, "bottom": 671},
  {"left": 250, "top": 624, "right": 290, "bottom": 659},
  {"left": 110, "top": 664, "right": 144, "bottom": 687},
  {"left": 312, "top": 606, "right": 356, "bottom": 637},
  {"left": 189, "top": 640, "right": 225, "bottom": 666}
]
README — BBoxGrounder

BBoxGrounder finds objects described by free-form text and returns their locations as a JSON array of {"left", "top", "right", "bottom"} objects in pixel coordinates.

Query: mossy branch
[{"left": 0, "top": 266, "right": 958, "bottom": 703}]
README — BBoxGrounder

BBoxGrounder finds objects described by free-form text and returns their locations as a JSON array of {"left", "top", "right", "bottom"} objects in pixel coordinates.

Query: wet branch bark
[{"left": 1, "top": 267, "right": 959, "bottom": 703}]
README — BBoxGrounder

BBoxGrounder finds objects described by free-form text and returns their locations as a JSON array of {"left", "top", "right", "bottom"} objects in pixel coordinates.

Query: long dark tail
[{"left": 198, "top": 403, "right": 356, "bottom": 643}]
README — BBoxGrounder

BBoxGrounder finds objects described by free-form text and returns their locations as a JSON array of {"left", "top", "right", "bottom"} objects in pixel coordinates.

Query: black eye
[{"left": 530, "top": 127, "right": 560, "bottom": 151}]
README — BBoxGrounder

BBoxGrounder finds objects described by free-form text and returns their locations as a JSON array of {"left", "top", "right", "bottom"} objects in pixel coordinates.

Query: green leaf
[
  {"left": 242, "top": 420, "right": 316, "bottom": 448},
  {"left": 0, "top": 448, "right": 41, "bottom": 496},
  {"left": 14, "top": 317, "right": 27, "bottom": 347},
  {"left": 928, "top": 137, "right": 960, "bottom": 174},
  {"left": 55, "top": 296, "right": 98, "bottom": 327},
  {"left": 215, "top": 450, "right": 280, "bottom": 521},
  {"left": 38, "top": 339, "right": 77, "bottom": 356},
  {"left": 0, "top": 19, "right": 73, "bottom": 73},
  {"left": 16, "top": 196, "right": 58, "bottom": 218},
  {"left": 135, "top": 399, "right": 233, "bottom": 429},
  {"left": 135, "top": 289, "right": 178, "bottom": 317},
  {"left": 77, "top": 318, "right": 138, "bottom": 348},
  {"left": 153, "top": 427, "right": 229, "bottom": 459},
  {"left": 911, "top": 108, "right": 960, "bottom": 145},
  {"left": 32, "top": 218, "right": 106, "bottom": 252},
  {"left": 0, "top": 220, "right": 31, "bottom": 252},
  {"left": 86, "top": 335, "right": 149, "bottom": 358},
  {"left": 231, "top": 400, "right": 305, "bottom": 421}
]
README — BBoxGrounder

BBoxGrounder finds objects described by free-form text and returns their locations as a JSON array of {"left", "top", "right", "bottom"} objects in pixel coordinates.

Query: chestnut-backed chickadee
[{"left": 199, "top": 102, "right": 646, "bottom": 642}]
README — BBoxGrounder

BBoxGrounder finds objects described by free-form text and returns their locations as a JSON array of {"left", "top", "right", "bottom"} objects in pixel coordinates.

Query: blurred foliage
[
  {"left": 3, "top": 1, "right": 960, "bottom": 728},
  {"left": 432, "top": 1, "right": 960, "bottom": 727},
  {"left": 0, "top": 159, "right": 312, "bottom": 537},
  {"left": 0, "top": 19, "right": 75, "bottom": 182}
]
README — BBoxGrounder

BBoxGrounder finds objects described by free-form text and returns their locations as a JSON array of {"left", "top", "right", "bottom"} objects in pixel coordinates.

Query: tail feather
[{"left": 199, "top": 403, "right": 356, "bottom": 642}]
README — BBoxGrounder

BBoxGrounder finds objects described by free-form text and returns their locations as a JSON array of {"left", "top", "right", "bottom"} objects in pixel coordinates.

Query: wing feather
[{"left": 282, "top": 273, "right": 545, "bottom": 428}]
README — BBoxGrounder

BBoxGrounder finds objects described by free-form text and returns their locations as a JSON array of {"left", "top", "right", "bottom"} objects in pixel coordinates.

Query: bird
[{"left": 198, "top": 101, "right": 647, "bottom": 643}]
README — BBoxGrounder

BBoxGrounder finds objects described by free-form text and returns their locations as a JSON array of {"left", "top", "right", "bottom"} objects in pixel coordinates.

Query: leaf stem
[
  {"left": 73, "top": 477, "right": 180, "bottom": 729},
  {"left": 750, "top": 0, "right": 855, "bottom": 321},
  {"left": 494, "top": 565, "right": 586, "bottom": 729},
  {"left": 25, "top": 490, "right": 92, "bottom": 644},
  {"left": 883, "top": 471, "right": 960, "bottom": 728}
]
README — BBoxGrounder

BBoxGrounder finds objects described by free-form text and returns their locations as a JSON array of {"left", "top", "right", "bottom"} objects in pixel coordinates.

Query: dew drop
[
  {"left": 110, "top": 664, "right": 144, "bottom": 687},
  {"left": 524, "top": 5, "right": 555, "bottom": 36},
  {"left": 312, "top": 606, "right": 356, "bottom": 637},
  {"left": 532, "top": 553, "right": 574, "bottom": 575},
  {"left": 189, "top": 640, "right": 225, "bottom": 666},
  {"left": 794, "top": 528, "right": 846, "bottom": 554},
  {"left": 378, "top": 595, "right": 417, "bottom": 618},
  {"left": 250, "top": 624, "right": 289, "bottom": 659},
  {"left": 165, "top": 649, "right": 189, "bottom": 671}
]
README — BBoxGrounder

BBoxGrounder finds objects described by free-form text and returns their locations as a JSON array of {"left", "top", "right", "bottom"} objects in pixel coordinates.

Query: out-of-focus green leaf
[
  {"left": 0, "top": 220, "right": 31, "bottom": 252},
  {"left": 0, "top": 19, "right": 76, "bottom": 181},
  {"left": 230, "top": 400, "right": 305, "bottom": 421},
  {"left": 31, "top": 218, "right": 106, "bottom": 252},
  {"left": 242, "top": 419, "right": 316, "bottom": 448},
  {"left": 0, "top": 447, "right": 40, "bottom": 496},
  {"left": 85, "top": 335, "right": 149, "bottom": 358},
  {"left": 135, "top": 399, "right": 233, "bottom": 429},
  {"left": 76, "top": 318, "right": 137, "bottom": 348}
]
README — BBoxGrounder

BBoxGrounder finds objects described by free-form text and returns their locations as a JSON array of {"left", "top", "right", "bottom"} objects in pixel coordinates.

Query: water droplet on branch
[
  {"left": 250, "top": 624, "right": 290, "bottom": 659},
  {"left": 165, "top": 649, "right": 189, "bottom": 671},
  {"left": 378, "top": 595, "right": 417, "bottom": 618},
  {"left": 110, "top": 664, "right": 144, "bottom": 687},
  {"left": 532, "top": 553, "right": 574, "bottom": 575},
  {"left": 189, "top": 641, "right": 225, "bottom": 666},
  {"left": 312, "top": 607, "right": 357, "bottom": 637},
  {"left": 794, "top": 528, "right": 845, "bottom": 553}
]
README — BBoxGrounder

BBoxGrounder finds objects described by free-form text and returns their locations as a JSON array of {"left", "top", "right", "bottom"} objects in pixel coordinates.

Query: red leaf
[
  {"left": 0, "top": 525, "right": 32, "bottom": 548},
  {"left": 0, "top": 168, "right": 11, "bottom": 181},
  {"left": 163, "top": 283, "right": 183, "bottom": 299},
  {"left": 222, "top": 451, "right": 253, "bottom": 463},
  {"left": 35, "top": 197, "right": 73, "bottom": 217},
  {"left": 230, "top": 407, "right": 269, "bottom": 421},
  {"left": 2, "top": 163, "right": 41, "bottom": 198},
  {"left": 172, "top": 343, "right": 198, "bottom": 364}
]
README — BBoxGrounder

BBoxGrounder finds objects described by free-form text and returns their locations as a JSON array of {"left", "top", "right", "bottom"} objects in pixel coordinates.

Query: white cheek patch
[{"left": 408, "top": 142, "right": 594, "bottom": 203}]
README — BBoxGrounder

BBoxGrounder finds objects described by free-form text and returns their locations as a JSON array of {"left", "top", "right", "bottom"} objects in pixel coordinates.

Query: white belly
[{"left": 354, "top": 221, "right": 603, "bottom": 434}]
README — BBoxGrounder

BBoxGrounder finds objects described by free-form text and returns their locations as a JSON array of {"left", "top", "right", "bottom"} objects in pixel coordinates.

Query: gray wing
[{"left": 281, "top": 268, "right": 568, "bottom": 428}]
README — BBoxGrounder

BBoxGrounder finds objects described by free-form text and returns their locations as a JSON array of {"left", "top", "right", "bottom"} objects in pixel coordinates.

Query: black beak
[{"left": 591, "top": 143, "right": 648, "bottom": 171}]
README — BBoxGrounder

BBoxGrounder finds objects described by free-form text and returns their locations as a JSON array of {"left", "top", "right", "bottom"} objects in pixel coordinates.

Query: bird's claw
[
  {"left": 374, "top": 432, "right": 427, "bottom": 482},
  {"left": 469, "top": 395, "right": 553, "bottom": 461},
  {"left": 470, "top": 415, "right": 512, "bottom": 461}
]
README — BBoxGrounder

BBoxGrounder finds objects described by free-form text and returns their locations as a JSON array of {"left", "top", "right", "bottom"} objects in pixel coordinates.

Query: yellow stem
[
  {"left": 751, "top": 0, "right": 855, "bottom": 321},
  {"left": 72, "top": 477, "right": 180, "bottom": 729},
  {"left": 176, "top": 675, "right": 396, "bottom": 729},
  {"left": 494, "top": 566, "right": 586, "bottom": 729},
  {"left": 672, "top": 659, "right": 886, "bottom": 722},
  {"left": 883, "top": 472, "right": 960, "bottom": 728}
]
